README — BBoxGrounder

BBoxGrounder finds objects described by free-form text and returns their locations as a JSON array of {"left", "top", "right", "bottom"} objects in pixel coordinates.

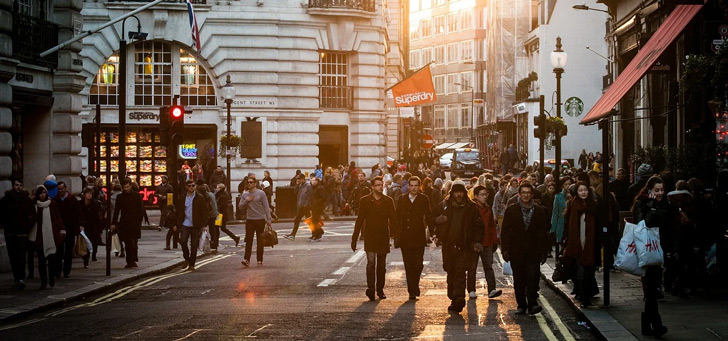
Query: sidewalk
[{"left": 540, "top": 256, "right": 728, "bottom": 340}]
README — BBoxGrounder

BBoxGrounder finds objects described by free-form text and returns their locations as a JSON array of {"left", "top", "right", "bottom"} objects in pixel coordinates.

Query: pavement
[{"left": 1, "top": 209, "right": 726, "bottom": 340}]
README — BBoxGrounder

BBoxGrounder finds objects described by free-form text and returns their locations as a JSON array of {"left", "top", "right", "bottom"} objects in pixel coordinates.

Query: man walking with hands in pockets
[
  {"left": 175, "top": 179, "right": 208, "bottom": 271},
  {"left": 239, "top": 177, "right": 272, "bottom": 267},
  {"left": 395, "top": 176, "right": 434, "bottom": 300},
  {"left": 351, "top": 176, "right": 399, "bottom": 301}
]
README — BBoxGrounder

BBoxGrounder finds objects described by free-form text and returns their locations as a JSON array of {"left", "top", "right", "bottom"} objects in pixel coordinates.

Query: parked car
[{"left": 439, "top": 153, "right": 453, "bottom": 170}]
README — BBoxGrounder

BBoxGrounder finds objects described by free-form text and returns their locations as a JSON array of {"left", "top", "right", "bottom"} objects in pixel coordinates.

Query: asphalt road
[{"left": 0, "top": 221, "right": 596, "bottom": 340}]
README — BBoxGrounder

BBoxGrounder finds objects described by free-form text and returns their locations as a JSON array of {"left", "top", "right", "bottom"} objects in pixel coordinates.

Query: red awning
[{"left": 580, "top": 3, "right": 704, "bottom": 124}]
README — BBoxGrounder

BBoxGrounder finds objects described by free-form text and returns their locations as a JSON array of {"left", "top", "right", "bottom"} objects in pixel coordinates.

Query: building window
[
  {"left": 319, "top": 51, "right": 351, "bottom": 109},
  {"left": 90, "top": 54, "right": 119, "bottom": 106},
  {"left": 410, "top": 22, "right": 420, "bottom": 40},
  {"left": 447, "top": 43, "right": 459, "bottom": 64},
  {"left": 421, "top": 18, "right": 432, "bottom": 38},
  {"left": 434, "top": 45, "right": 445, "bottom": 65},
  {"left": 434, "top": 105, "right": 445, "bottom": 128},
  {"left": 461, "top": 104, "right": 471, "bottom": 128},
  {"left": 410, "top": 49, "right": 421, "bottom": 69},
  {"left": 447, "top": 104, "right": 459, "bottom": 129},
  {"left": 447, "top": 73, "right": 460, "bottom": 94},
  {"left": 17, "top": 0, "right": 32, "bottom": 15},
  {"left": 133, "top": 41, "right": 172, "bottom": 106},
  {"left": 422, "top": 47, "right": 432, "bottom": 66},
  {"left": 461, "top": 10, "right": 473, "bottom": 30},
  {"left": 461, "top": 40, "right": 473, "bottom": 61},
  {"left": 434, "top": 16, "right": 445, "bottom": 36},
  {"left": 447, "top": 13, "right": 458, "bottom": 33},
  {"left": 461, "top": 71, "right": 473, "bottom": 90},
  {"left": 434, "top": 0, "right": 445, "bottom": 6},
  {"left": 434, "top": 75, "right": 445, "bottom": 95},
  {"left": 180, "top": 50, "right": 216, "bottom": 106}
]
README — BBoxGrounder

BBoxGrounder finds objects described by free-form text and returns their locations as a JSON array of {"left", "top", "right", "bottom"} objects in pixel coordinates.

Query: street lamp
[
  {"left": 550, "top": 36, "right": 567, "bottom": 187},
  {"left": 221, "top": 75, "right": 235, "bottom": 192},
  {"left": 572, "top": 3, "right": 610, "bottom": 14},
  {"left": 118, "top": 15, "right": 147, "bottom": 182}
]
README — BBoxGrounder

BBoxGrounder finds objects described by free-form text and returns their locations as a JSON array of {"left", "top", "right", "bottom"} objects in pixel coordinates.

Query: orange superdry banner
[{"left": 390, "top": 65, "right": 437, "bottom": 107}]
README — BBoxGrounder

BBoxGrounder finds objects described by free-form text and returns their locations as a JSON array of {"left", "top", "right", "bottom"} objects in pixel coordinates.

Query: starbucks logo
[{"left": 564, "top": 97, "right": 584, "bottom": 117}]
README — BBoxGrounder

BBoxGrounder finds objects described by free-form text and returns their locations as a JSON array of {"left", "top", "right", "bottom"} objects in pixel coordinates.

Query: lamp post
[
  {"left": 118, "top": 15, "right": 147, "bottom": 182},
  {"left": 550, "top": 36, "right": 567, "bottom": 187},
  {"left": 221, "top": 75, "right": 235, "bottom": 192}
]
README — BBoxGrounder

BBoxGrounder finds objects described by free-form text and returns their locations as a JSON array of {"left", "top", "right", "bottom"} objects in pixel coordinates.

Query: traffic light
[
  {"left": 169, "top": 104, "right": 185, "bottom": 146},
  {"left": 533, "top": 114, "right": 546, "bottom": 140},
  {"left": 159, "top": 106, "right": 170, "bottom": 145}
]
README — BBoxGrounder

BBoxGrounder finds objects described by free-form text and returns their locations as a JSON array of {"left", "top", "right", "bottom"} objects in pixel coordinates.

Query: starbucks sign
[{"left": 564, "top": 97, "right": 584, "bottom": 117}]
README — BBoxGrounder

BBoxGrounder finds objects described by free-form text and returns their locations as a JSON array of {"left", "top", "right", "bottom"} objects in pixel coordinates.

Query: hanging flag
[
  {"left": 185, "top": 0, "right": 201, "bottom": 50},
  {"left": 389, "top": 64, "right": 437, "bottom": 107}
]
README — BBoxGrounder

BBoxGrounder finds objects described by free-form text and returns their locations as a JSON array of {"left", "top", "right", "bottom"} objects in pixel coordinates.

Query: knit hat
[
  {"left": 450, "top": 179, "right": 467, "bottom": 193},
  {"left": 434, "top": 178, "right": 443, "bottom": 188},
  {"left": 637, "top": 163, "right": 653, "bottom": 177},
  {"left": 43, "top": 180, "right": 58, "bottom": 199}
]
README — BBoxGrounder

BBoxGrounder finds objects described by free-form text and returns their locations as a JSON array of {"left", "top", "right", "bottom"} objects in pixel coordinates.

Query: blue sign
[{"left": 178, "top": 144, "right": 197, "bottom": 159}]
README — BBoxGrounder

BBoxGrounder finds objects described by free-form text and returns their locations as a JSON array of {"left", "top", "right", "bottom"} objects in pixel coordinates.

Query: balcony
[
  {"left": 307, "top": 0, "right": 376, "bottom": 19},
  {"left": 12, "top": 13, "right": 59, "bottom": 68},
  {"left": 319, "top": 85, "right": 353, "bottom": 109}
]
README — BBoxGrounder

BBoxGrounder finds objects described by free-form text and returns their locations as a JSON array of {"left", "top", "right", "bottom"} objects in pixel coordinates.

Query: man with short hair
[
  {"left": 285, "top": 174, "right": 312, "bottom": 240},
  {"left": 396, "top": 176, "right": 434, "bottom": 300},
  {"left": 468, "top": 185, "right": 502, "bottom": 299},
  {"left": 610, "top": 168, "right": 631, "bottom": 211},
  {"left": 0, "top": 179, "right": 36, "bottom": 290},
  {"left": 53, "top": 181, "right": 83, "bottom": 277},
  {"left": 156, "top": 175, "right": 174, "bottom": 230},
  {"left": 239, "top": 177, "right": 272, "bottom": 267},
  {"left": 208, "top": 166, "right": 227, "bottom": 191},
  {"left": 352, "top": 176, "right": 398, "bottom": 301},
  {"left": 310, "top": 176, "right": 327, "bottom": 240},
  {"left": 501, "top": 181, "right": 550, "bottom": 315},
  {"left": 433, "top": 180, "right": 484, "bottom": 313},
  {"left": 112, "top": 180, "right": 145, "bottom": 269},
  {"left": 175, "top": 180, "right": 208, "bottom": 271},
  {"left": 351, "top": 172, "right": 371, "bottom": 214}
]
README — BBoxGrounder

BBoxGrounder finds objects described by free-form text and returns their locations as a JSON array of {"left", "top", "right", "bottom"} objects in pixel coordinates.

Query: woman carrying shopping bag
[
  {"left": 632, "top": 175, "right": 677, "bottom": 338},
  {"left": 29, "top": 186, "right": 65, "bottom": 289},
  {"left": 563, "top": 181, "right": 601, "bottom": 307}
]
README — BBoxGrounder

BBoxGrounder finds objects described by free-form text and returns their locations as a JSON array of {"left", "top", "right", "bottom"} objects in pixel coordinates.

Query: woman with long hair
[
  {"left": 80, "top": 187, "right": 102, "bottom": 267},
  {"left": 563, "top": 181, "right": 601, "bottom": 307},
  {"left": 551, "top": 177, "right": 572, "bottom": 255},
  {"left": 632, "top": 175, "right": 674, "bottom": 337},
  {"left": 29, "top": 186, "right": 65, "bottom": 289}
]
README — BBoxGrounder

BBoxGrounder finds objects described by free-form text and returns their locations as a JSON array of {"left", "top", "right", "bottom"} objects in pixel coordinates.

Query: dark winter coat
[
  {"left": 311, "top": 184, "right": 327, "bottom": 211},
  {"left": 80, "top": 199, "right": 103, "bottom": 244},
  {"left": 632, "top": 193, "right": 677, "bottom": 254},
  {"left": 396, "top": 193, "right": 434, "bottom": 248},
  {"left": 208, "top": 171, "right": 227, "bottom": 190},
  {"left": 433, "top": 197, "right": 484, "bottom": 250},
  {"left": 53, "top": 194, "right": 83, "bottom": 236},
  {"left": 352, "top": 193, "right": 398, "bottom": 254},
  {"left": 500, "top": 201, "right": 550, "bottom": 263},
  {"left": 216, "top": 190, "right": 230, "bottom": 219},
  {"left": 0, "top": 190, "right": 36, "bottom": 236},
  {"left": 112, "top": 191, "right": 145, "bottom": 240}
]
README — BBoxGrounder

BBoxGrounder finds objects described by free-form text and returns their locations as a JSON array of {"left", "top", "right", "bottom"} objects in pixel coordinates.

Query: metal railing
[
  {"left": 12, "top": 13, "right": 59, "bottom": 68},
  {"left": 319, "top": 85, "right": 353, "bottom": 109},
  {"left": 308, "top": 0, "right": 376, "bottom": 12}
]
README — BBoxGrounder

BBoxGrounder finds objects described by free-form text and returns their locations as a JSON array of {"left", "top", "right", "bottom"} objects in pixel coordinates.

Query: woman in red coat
[
  {"left": 563, "top": 181, "right": 601, "bottom": 307},
  {"left": 29, "top": 186, "right": 65, "bottom": 289}
]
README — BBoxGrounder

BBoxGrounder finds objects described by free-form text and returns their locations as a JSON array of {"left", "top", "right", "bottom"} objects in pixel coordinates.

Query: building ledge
[{"left": 306, "top": 7, "right": 375, "bottom": 19}]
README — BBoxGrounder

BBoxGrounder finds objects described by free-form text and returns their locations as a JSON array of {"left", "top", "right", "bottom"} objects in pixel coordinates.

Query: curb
[
  {"left": 540, "top": 262, "right": 638, "bottom": 341},
  {"left": 0, "top": 253, "right": 211, "bottom": 324}
]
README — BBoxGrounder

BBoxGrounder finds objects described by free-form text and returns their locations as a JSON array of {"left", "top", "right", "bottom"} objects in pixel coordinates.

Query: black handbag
[{"left": 260, "top": 225, "right": 278, "bottom": 247}]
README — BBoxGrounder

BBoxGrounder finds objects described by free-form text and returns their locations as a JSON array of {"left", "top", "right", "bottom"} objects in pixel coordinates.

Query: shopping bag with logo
[
  {"left": 199, "top": 230, "right": 211, "bottom": 253},
  {"left": 633, "top": 220, "right": 664, "bottom": 267},
  {"left": 111, "top": 233, "right": 121, "bottom": 253},
  {"left": 215, "top": 214, "right": 223, "bottom": 226},
  {"left": 260, "top": 225, "right": 278, "bottom": 247},
  {"left": 502, "top": 261, "right": 513, "bottom": 276},
  {"left": 615, "top": 220, "right": 645, "bottom": 276}
]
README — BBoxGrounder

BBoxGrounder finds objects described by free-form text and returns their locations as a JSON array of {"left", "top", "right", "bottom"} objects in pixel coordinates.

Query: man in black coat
[
  {"left": 352, "top": 176, "right": 398, "bottom": 301},
  {"left": 175, "top": 179, "right": 209, "bottom": 271},
  {"left": 396, "top": 176, "right": 434, "bottom": 300},
  {"left": 433, "top": 180, "right": 485, "bottom": 313},
  {"left": 53, "top": 181, "right": 83, "bottom": 278},
  {"left": 0, "top": 179, "right": 36, "bottom": 290},
  {"left": 310, "top": 177, "right": 327, "bottom": 240},
  {"left": 500, "top": 181, "right": 550, "bottom": 315},
  {"left": 112, "top": 180, "right": 145, "bottom": 268},
  {"left": 609, "top": 168, "right": 632, "bottom": 211},
  {"left": 156, "top": 175, "right": 174, "bottom": 230}
]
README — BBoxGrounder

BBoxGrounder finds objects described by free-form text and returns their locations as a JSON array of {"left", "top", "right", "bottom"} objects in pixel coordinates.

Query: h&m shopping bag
[
  {"left": 615, "top": 220, "right": 645, "bottom": 276},
  {"left": 634, "top": 220, "right": 664, "bottom": 268}
]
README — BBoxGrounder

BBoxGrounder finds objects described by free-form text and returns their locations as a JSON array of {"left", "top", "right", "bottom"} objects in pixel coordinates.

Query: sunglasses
[
  {"left": 247, "top": 181, "right": 255, "bottom": 184},
  {"left": 187, "top": 184, "right": 196, "bottom": 187}
]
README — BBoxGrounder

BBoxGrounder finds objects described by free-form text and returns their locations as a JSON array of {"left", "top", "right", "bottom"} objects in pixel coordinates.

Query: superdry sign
[{"left": 390, "top": 65, "right": 437, "bottom": 107}]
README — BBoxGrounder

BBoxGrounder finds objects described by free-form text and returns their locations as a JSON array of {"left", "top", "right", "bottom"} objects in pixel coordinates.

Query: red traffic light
[{"left": 171, "top": 106, "right": 184, "bottom": 119}]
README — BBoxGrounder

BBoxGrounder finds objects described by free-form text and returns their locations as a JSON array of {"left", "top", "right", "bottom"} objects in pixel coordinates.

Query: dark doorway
[{"left": 318, "top": 125, "right": 347, "bottom": 169}]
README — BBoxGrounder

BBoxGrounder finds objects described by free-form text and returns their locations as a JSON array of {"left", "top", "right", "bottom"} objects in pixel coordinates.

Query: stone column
[
  {"left": 52, "top": 0, "right": 85, "bottom": 192},
  {"left": 0, "top": 0, "right": 17, "bottom": 195}
]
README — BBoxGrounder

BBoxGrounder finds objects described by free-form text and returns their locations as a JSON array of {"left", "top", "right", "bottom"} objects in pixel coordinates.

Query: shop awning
[
  {"left": 449, "top": 142, "right": 470, "bottom": 149},
  {"left": 435, "top": 142, "right": 456, "bottom": 150},
  {"left": 580, "top": 2, "right": 704, "bottom": 125}
]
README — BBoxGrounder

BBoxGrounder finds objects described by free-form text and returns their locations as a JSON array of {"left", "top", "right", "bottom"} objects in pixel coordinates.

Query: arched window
[{"left": 89, "top": 41, "right": 216, "bottom": 107}]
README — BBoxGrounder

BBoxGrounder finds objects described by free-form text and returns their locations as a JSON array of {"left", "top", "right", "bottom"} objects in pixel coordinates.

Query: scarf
[
  {"left": 30, "top": 200, "right": 57, "bottom": 257},
  {"left": 519, "top": 200, "right": 534, "bottom": 229},
  {"left": 564, "top": 198, "right": 596, "bottom": 267}
]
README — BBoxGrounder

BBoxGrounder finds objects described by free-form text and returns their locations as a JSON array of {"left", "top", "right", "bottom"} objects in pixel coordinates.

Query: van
[{"left": 451, "top": 148, "right": 485, "bottom": 179}]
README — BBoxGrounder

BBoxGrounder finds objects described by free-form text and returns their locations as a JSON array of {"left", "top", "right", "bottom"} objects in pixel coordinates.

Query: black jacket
[
  {"left": 175, "top": 192, "right": 208, "bottom": 229},
  {"left": 53, "top": 194, "right": 83, "bottom": 236},
  {"left": 396, "top": 193, "right": 434, "bottom": 248},
  {"left": 215, "top": 190, "right": 230, "bottom": 219},
  {"left": 500, "top": 201, "right": 550, "bottom": 263},
  {"left": 353, "top": 194, "right": 399, "bottom": 254},
  {"left": 0, "top": 190, "right": 36, "bottom": 236},
  {"left": 434, "top": 197, "right": 484, "bottom": 249},
  {"left": 112, "top": 192, "right": 145, "bottom": 240},
  {"left": 632, "top": 194, "right": 677, "bottom": 254},
  {"left": 311, "top": 184, "right": 327, "bottom": 211}
]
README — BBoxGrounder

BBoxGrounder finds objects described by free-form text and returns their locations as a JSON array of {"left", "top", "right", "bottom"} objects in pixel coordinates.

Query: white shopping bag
[
  {"left": 503, "top": 261, "right": 513, "bottom": 276},
  {"left": 615, "top": 220, "right": 645, "bottom": 276},
  {"left": 634, "top": 220, "right": 664, "bottom": 267},
  {"left": 199, "top": 230, "right": 211, "bottom": 253},
  {"left": 80, "top": 230, "right": 93, "bottom": 253},
  {"left": 111, "top": 234, "right": 121, "bottom": 253}
]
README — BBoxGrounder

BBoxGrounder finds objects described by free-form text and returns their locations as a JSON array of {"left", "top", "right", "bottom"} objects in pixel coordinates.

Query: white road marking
[
  {"left": 174, "top": 329, "right": 210, "bottom": 341},
  {"left": 246, "top": 324, "right": 273, "bottom": 338},
  {"left": 317, "top": 279, "right": 337, "bottom": 287},
  {"left": 390, "top": 261, "right": 430, "bottom": 266},
  {"left": 0, "top": 318, "right": 47, "bottom": 332},
  {"left": 346, "top": 250, "right": 366, "bottom": 263},
  {"left": 539, "top": 296, "right": 577, "bottom": 341},
  {"left": 332, "top": 267, "right": 351, "bottom": 275},
  {"left": 111, "top": 326, "right": 154, "bottom": 339}
]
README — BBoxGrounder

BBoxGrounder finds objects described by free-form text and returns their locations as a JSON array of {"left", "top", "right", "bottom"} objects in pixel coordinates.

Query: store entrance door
[{"left": 318, "top": 126, "right": 347, "bottom": 169}]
